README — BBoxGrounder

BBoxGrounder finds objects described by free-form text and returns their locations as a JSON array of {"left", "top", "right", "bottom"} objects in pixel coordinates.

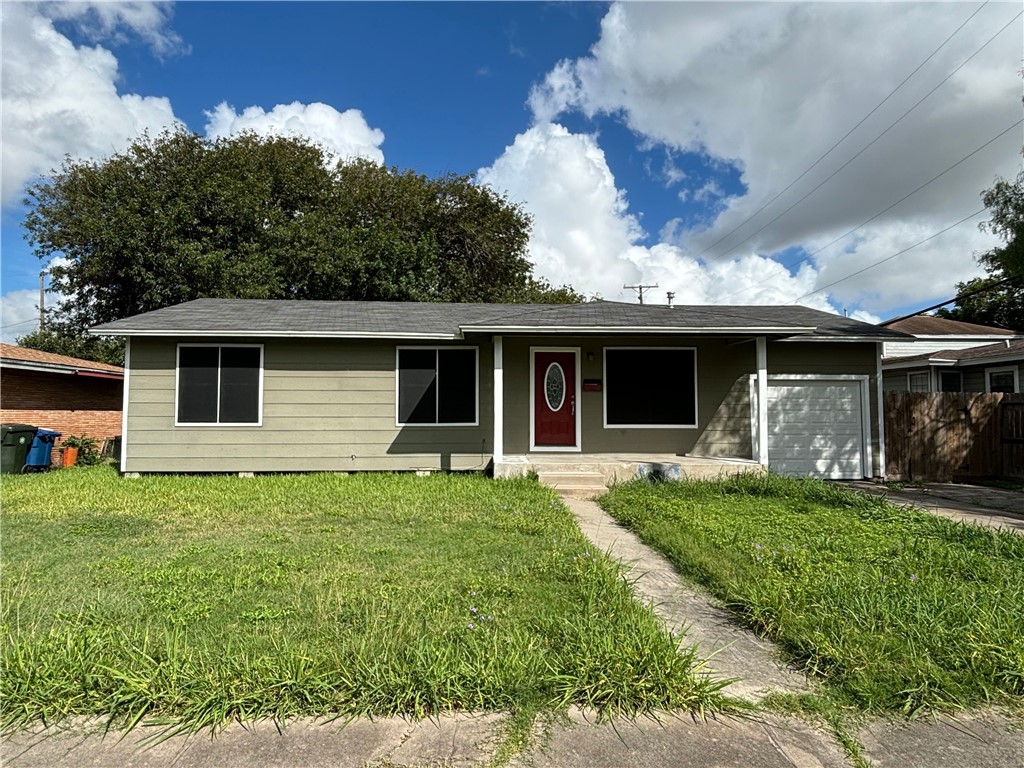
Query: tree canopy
[
  {"left": 935, "top": 166, "right": 1024, "bottom": 331},
  {"left": 935, "top": 274, "right": 1024, "bottom": 331},
  {"left": 21, "top": 130, "right": 581, "bottom": 363}
]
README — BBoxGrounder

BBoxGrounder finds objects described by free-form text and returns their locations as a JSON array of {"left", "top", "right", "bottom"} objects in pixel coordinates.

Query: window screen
[
  {"left": 605, "top": 348, "right": 696, "bottom": 426},
  {"left": 398, "top": 348, "right": 477, "bottom": 425},
  {"left": 177, "top": 346, "right": 219, "bottom": 423},
  {"left": 908, "top": 372, "right": 930, "bottom": 392},
  {"left": 177, "top": 346, "right": 261, "bottom": 424}
]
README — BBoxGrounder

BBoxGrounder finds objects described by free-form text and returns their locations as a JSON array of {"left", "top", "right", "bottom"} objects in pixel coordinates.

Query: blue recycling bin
[{"left": 24, "top": 429, "right": 61, "bottom": 472}]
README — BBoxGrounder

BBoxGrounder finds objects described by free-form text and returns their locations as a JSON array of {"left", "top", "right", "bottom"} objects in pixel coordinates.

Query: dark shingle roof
[
  {"left": 882, "top": 315, "right": 1020, "bottom": 336},
  {"left": 90, "top": 299, "right": 907, "bottom": 339},
  {"left": 883, "top": 338, "right": 1024, "bottom": 366}
]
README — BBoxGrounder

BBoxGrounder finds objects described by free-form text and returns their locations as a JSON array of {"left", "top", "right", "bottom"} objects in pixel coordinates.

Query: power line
[
  {"left": 790, "top": 208, "right": 987, "bottom": 303},
  {"left": 690, "top": 1, "right": 991, "bottom": 263},
  {"left": 879, "top": 274, "right": 1023, "bottom": 325},
  {"left": 719, "top": 117, "right": 1023, "bottom": 302},
  {"left": 0, "top": 317, "right": 42, "bottom": 332},
  {"left": 700, "top": 7, "right": 1022, "bottom": 266}
]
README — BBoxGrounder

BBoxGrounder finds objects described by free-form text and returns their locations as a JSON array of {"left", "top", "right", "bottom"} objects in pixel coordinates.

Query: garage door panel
[{"left": 765, "top": 379, "right": 866, "bottom": 480}]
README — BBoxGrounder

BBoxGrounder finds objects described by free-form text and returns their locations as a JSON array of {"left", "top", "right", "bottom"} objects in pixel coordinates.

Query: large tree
[
  {"left": 935, "top": 167, "right": 1024, "bottom": 331},
  {"left": 22, "top": 130, "right": 580, "bottom": 363},
  {"left": 977, "top": 167, "right": 1023, "bottom": 279}
]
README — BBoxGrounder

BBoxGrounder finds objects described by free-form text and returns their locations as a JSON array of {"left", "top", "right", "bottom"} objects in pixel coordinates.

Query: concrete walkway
[
  {"left": 6, "top": 710, "right": 1022, "bottom": 768},
  {"left": 843, "top": 481, "right": 1024, "bottom": 534},
  {"left": 563, "top": 497, "right": 810, "bottom": 701}
]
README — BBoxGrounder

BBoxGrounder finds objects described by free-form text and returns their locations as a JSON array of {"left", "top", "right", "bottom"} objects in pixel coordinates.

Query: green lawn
[
  {"left": 600, "top": 474, "right": 1024, "bottom": 715},
  {"left": 1, "top": 466, "right": 722, "bottom": 732}
]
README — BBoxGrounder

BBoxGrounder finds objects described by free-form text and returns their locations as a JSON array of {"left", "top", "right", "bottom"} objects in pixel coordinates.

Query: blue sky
[{"left": 2, "top": 2, "right": 1021, "bottom": 340}]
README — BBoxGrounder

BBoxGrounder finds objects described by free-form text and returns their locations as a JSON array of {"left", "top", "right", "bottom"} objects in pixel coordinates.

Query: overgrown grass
[
  {"left": 1, "top": 466, "right": 725, "bottom": 733},
  {"left": 600, "top": 473, "right": 1024, "bottom": 715}
]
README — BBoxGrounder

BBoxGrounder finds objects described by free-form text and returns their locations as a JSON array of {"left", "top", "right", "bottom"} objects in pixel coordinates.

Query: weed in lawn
[
  {"left": 601, "top": 473, "right": 1024, "bottom": 715},
  {"left": 1, "top": 466, "right": 727, "bottom": 732}
]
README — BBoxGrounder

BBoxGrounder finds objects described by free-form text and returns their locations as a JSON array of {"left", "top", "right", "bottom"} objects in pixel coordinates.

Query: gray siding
[
  {"left": 500, "top": 336, "right": 881, "bottom": 471},
  {"left": 126, "top": 334, "right": 882, "bottom": 476},
  {"left": 125, "top": 338, "right": 492, "bottom": 473}
]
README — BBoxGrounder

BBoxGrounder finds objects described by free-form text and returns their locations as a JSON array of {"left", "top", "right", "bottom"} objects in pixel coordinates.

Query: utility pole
[
  {"left": 624, "top": 283, "right": 658, "bottom": 305},
  {"left": 38, "top": 272, "right": 46, "bottom": 331}
]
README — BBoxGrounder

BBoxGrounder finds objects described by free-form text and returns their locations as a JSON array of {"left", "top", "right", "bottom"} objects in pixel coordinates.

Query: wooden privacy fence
[{"left": 885, "top": 392, "right": 1024, "bottom": 482}]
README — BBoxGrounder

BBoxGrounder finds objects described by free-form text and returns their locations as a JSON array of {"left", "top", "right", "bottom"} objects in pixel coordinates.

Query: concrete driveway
[{"left": 843, "top": 481, "right": 1024, "bottom": 534}]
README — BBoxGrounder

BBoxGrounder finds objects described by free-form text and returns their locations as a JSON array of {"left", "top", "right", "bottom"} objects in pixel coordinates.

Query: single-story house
[
  {"left": 879, "top": 315, "right": 1020, "bottom": 359},
  {"left": 882, "top": 338, "right": 1023, "bottom": 394},
  {"left": 0, "top": 343, "right": 124, "bottom": 447},
  {"left": 90, "top": 299, "right": 907, "bottom": 480}
]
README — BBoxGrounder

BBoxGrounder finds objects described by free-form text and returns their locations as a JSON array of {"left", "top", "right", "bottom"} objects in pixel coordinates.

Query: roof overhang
[
  {"left": 458, "top": 324, "right": 818, "bottom": 335},
  {"left": 88, "top": 329, "right": 459, "bottom": 340},
  {"left": 0, "top": 359, "right": 123, "bottom": 378},
  {"left": 882, "top": 358, "right": 957, "bottom": 370}
]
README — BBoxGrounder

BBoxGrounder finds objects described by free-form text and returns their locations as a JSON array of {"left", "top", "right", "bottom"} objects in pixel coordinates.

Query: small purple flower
[
  {"left": 486, "top": 615, "right": 493, "bottom": 621},
  {"left": 470, "top": 606, "right": 478, "bottom": 614},
  {"left": 754, "top": 544, "right": 764, "bottom": 550},
  {"left": 470, "top": 590, "right": 477, "bottom": 597},
  {"left": 909, "top": 574, "right": 918, "bottom": 581},
  {"left": 468, "top": 623, "right": 475, "bottom": 630}
]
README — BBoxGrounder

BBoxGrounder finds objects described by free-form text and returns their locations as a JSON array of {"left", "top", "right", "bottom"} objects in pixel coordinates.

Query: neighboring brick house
[{"left": 0, "top": 344, "right": 123, "bottom": 445}]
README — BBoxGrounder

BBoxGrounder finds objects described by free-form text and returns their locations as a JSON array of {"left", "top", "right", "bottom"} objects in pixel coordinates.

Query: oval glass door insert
[{"left": 544, "top": 362, "right": 566, "bottom": 412}]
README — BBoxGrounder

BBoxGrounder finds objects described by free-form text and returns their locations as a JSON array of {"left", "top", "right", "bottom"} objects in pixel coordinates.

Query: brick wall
[{"left": 1, "top": 368, "right": 123, "bottom": 443}]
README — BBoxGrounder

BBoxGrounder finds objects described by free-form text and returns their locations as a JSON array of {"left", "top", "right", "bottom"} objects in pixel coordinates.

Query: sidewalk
[{"left": 5, "top": 709, "right": 1021, "bottom": 768}]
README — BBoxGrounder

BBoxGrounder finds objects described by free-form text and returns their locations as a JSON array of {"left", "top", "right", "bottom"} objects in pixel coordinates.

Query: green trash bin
[{"left": 1, "top": 424, "right": 38, "bottom": 474}]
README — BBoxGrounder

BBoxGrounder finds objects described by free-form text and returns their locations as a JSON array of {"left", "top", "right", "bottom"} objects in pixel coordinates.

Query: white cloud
[
  {"left": 528, "top": 1, "right": 1020, "bottom": 312},
  {"left": 44, "top": 1, "right": 186, "bottom": 57},
  {"left": 478, "top": 122, "right": 835, "bottom": 311},
  {"left": 0, "top": 2, "right": 180, "bottom": 205},
  {"left": 1, "top": 290, "right": 42, "bottom": 343},
  {"left": 204, "top": 102, "right": 386, "bottom": 166}
]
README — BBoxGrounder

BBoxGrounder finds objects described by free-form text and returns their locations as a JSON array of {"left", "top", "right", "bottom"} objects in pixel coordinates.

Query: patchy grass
[
  {"left": 1, "top": 466, "right": 725, "bottom": 733},
  {"left": 600, "top": 473, "right": 1024, "bottom": 715}
]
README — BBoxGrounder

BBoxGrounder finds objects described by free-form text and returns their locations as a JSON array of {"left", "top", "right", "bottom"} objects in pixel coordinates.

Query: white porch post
[
  {"left": 493, "top": 335, "right": 504, "bottom": 464},
  {"left": 756, "top": 336, "right": 769, "bottom": 466},
  {"left": 876, "top": 342, "right": 886, "bottom": 479}
]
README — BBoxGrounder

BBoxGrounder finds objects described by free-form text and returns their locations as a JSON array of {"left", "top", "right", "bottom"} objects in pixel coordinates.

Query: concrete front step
[{"left": 537, "top": 471, "right": 608, "bottom": 499}]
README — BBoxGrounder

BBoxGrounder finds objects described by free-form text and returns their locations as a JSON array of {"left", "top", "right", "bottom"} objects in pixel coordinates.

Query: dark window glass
[
  {"left": 398, "top": 349, "right": 438, "bottom": 424},
  {"left": 219, "top": 347, "right": 261, "bottom": 423},
  {"left": 437, "top": 349, "right": 477, "bottom": 424},
  {"left": 939, "top": 371, "right": 962, "bottom": 393},
  {"left": 605, "top": 349, "right": 696, "bottom": 426},
  {"left": 178, "top": 346, "right": 219, "bottom": 423},
  {"left": 989, "top": 371, "right": 1016, "bottom": 394}
]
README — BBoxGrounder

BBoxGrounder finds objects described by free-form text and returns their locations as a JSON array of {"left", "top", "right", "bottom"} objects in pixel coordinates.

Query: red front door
[{"left": 534, "top": 350, "right": 577, "bottom": 448}]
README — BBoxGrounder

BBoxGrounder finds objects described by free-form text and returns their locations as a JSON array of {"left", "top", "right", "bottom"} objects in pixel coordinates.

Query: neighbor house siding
[{"left": 124, "top": 337, "right": 492, "bottom": 473}]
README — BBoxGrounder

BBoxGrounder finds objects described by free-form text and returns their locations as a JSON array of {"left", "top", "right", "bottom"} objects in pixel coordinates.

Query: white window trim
[
  {"left": 602, "top": 346, "right": 698, "bottom": 429},
  {"left": 395, "top": 346, "right": 480, "bottom": 427},
  {"left": 985, "top": 365, "right": 1020, "bottom": 394},
  {"left": 174, "top": 343, "right": 264, "bottom": 427},
  {"left": 529, "top": 346, "right": 582, "bottom": 452},
  {"left": 907, "top": 370, "right": 931, "bottom": 393}
]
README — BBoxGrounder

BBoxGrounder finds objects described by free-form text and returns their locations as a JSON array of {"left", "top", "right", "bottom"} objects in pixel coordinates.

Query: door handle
[{"left": 571, "top": 395, "right": 575, "bottom": 416}]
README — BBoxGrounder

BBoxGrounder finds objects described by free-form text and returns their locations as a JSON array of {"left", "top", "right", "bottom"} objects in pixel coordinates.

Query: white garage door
[{"left": 766, "top": 379, "right": 867, "bottom": 479}]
